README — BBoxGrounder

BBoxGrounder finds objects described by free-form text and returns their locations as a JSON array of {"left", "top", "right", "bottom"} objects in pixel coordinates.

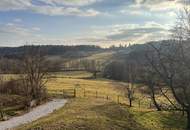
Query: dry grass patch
[{"left": 17, "top": 98, "right": 146, "bottom": 130}]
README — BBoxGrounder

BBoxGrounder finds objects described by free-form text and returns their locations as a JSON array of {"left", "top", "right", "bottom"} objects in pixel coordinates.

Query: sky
[{"left": 0, "top": 0, "right": 185, "bottom": 47}]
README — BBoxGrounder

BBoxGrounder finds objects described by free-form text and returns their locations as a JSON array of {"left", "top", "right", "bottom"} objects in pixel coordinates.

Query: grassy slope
[
  {"left": 84, "top": 51, "right": 115, "bottom": 61},
  {"left": 132, "top": 109, "right": 186, "bottom": 130},
  {"left": 16, "top": 71, "right": 186, "bottom": 130},
  {"left": 62, "top": 51, "right": 115, "bottom": 69},
  {"left": 18, "top": 98, "right": 145, "bottom": 130}
]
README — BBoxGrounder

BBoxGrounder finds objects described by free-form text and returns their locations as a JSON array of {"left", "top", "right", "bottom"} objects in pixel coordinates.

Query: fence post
[
  {"left": 74, "top": 88, "right": 76, "bottom": 98},
  {"left": 117, "top": 95, "right": 120, "bottom": 104},
  {"left": 107, "top": 95, "right": 109, "bottom": 100},
  {"left": 96, "top": 91, "right": 98, "bottom": 98}
]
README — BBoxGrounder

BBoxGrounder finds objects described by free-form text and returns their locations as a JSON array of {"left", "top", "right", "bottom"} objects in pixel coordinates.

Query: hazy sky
[{"left": 0, "top": 0, "right": 184, "bottom": 47}]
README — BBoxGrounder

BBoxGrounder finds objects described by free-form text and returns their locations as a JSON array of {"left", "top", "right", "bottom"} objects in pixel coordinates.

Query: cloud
[
  {"left": 91, "top": 21, "right": 171, "bottom": 44},
  {"left": 131, "top": 0, "right": 183, "bottom": 11},
  {"left": 39, "top": 0, "right": 101, "bottom": 6},
  {"left": 30, "top": 6, "right": 100, "bottom": 16},
  {"left": 0, "top": 0, "right": 31, "bottom": 11},
  {"left": 120, "top": 9, "right": 149, "bottom": 16},
  {"left": 0, "top": 20, "right": 128, "bottom": 47},
  {"left": 0, "top": 0, "right": 181, "bottom": 47},
  {"left": 0, "top": 21, "right": 171, "bottom": 47},
  {"left": 0, "top": 22, "right": 42, "bottom": 46},
  {"left": 0, "top": 0, "right": 102, "bottom": 17},
  {"left": 119, "top": 0, "right": 185, "bottom": 21},
  {"left": 13, "top": 18, "right": 22, "bottom": 22},
  {"left": 32, "top": 27, "right": 41, "bottom": 31}
]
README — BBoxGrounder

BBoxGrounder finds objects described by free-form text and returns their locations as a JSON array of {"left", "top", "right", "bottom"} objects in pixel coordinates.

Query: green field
[{"left": 16, "top": 71, "right": 186, "bottom": 130}]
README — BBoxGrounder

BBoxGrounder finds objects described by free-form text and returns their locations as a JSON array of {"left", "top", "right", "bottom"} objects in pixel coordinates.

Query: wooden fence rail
[
  {"left": 48, "top": 88, "right": 154, "bottom": 109},
  {"left": 29, "top": 89, "right": 185, "bottom": 130}
]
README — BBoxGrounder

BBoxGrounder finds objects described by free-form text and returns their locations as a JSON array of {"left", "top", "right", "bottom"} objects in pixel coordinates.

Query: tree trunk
[
  {"left": 0, "top": 110, "right": 3, "bottom": 119},
  {"left": 129, "top": 98, "right": 132, "bottom": 107},
  {"left": 151, "top": 91, "right": 161, "bottom": 111},
  {"left": 187, "top": 109, "right": 190, "bottom": 130},
  {"left": 149, "top": 84, "right": 161, "bottom": 111},
  {"left": 152, "top": 96, "right": 161, "bottom": 111}
]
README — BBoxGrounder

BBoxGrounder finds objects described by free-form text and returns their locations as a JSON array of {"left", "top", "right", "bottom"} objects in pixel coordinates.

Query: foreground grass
[
  {"left": 12, "top": 71, "right": 186, "bottom": 130},
  {"left": 131, "top": 108, "right": 186, "bottom": 130},
  {"left": 17, "top": 98, "right": 146, "bottom": 130},
  {"left": 17, "top": 98, "right": 186, "bottom": 130},
  {"left": 0, "top": 48, "right": 186, "bottom": 130}
]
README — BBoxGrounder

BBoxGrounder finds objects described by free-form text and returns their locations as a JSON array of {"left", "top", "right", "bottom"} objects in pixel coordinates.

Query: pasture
[{"left": 15, "top": 71, "right": 186, "bottom": 130}]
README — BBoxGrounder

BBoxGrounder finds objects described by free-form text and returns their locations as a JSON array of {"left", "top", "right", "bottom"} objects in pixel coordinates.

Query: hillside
[
  {"left": 16, "top": 71, "right": 185, "bottom": 130},
  {"left": 0, "top": 45, "right": 103, "bottom": 59},
  {"left": 0, "top": 45, "right": 107, "bottom": 73},
  {"left": 0, "top": 41, "right": 187, "bottom": 130}
]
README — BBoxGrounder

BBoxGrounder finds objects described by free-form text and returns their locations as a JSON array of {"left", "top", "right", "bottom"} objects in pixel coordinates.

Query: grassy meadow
[{"left": 15, "top": 71, "right": 186, "bottom": 130}]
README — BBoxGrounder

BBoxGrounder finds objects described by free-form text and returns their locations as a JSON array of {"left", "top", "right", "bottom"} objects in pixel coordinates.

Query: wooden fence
[
  {"left": 48, "top": 88, "right": 155, "bottom": 109},
  {"left": 29, "top": 89, "right": 185, "bottom": 130}
]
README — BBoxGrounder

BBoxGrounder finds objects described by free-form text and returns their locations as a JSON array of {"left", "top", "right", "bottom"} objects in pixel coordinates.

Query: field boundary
[{"left": 48, "top": 88, "right": 153, "bottom": 109}]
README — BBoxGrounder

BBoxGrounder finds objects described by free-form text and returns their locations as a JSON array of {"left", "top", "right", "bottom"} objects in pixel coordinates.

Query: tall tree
[
  {"left": 145, "top": 40, "right": 190, "bottom": 129},
  {"left": 124, "top": 61, "right": 137, "bottom": 107},
  {"left": 20, "top": 46, "right": 49, "bottom": 103},
  {"left": 139, "top": 58, "right": 162, "bottom": 111}
]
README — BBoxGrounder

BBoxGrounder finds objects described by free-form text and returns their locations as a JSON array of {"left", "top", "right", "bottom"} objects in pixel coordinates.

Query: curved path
[{"left": 0, "top": 99, "right": 67, "bottom": 130}]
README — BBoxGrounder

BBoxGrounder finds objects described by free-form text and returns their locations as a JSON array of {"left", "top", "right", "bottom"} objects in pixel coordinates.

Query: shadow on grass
[
  {"left": 89, "top": 102, "right": 147, "bottom": 130},
  {"left": 158, "top": 111, "right": 186, "bottom": 129},
  {"left": 134, "top": 109, "right": 186, "bottom": 130}
]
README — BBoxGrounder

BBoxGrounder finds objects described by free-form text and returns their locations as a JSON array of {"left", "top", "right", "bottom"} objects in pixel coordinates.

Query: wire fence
[
  {"left": 48, "top": 88, "right": 156, "bottom": 109},
  {"left": 27, "top": 89, "right": 185, "bottom": 130},
  {"left": 45, "top": 88, "right": 183, "bottom": 130}
]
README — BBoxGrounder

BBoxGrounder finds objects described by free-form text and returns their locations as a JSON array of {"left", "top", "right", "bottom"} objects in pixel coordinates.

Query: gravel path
[{"left": 0, "top": 99, "right": 67, "bottom": 130}]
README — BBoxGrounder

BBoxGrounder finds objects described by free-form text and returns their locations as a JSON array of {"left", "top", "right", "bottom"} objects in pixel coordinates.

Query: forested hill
[
  {"left": 0, "top": 45, "right": 103, "bottom": 59},
  {"left": 112, "top": 40, "right": 180, "bottom": 61},
  {"left": 0, "top": 40, "right": 183, "bottom": 59}
]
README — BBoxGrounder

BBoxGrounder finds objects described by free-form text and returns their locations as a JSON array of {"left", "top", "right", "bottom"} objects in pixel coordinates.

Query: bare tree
[
  {"left": 139, "top": 59, "right": 162, "bottom": 111},
  {"left": 151, "top": 2, "right": 190, "bottom": 129},
  {"left": 126, "top": 83, "right": 135, "bottom": 107},
  {"left": 145, "top": 39, "right": 190, "bottom": 129},
  {"left": 20, "top": 46, "right": 49, "bottom": 104},
  {"left": 124, "top": 62, "right": 137, "bottom": 107}
]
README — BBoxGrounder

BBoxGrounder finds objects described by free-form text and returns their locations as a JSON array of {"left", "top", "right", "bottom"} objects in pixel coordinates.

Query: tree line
[{"left": 103, "top": 3, "right": 190, "bottom": 129}]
